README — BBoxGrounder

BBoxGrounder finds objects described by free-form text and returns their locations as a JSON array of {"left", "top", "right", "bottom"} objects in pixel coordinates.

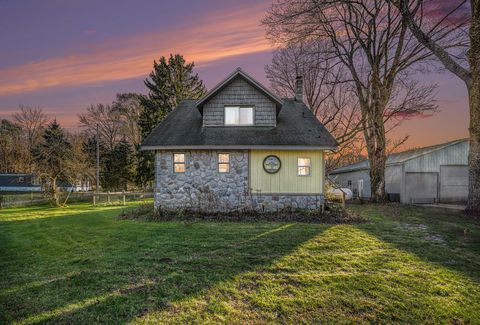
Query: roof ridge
[
  {"left": 331, "top": 138, "right": 468, "bottom": 174},
  {"left": 195, "top": 68, "right": 283, "bottom": 113},
  {"left": 390, "top": 138, "right": 468, "bottom": 160}
]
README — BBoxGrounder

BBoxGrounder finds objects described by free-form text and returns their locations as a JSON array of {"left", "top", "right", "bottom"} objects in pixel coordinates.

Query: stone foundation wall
[
  {"left": 155, "top": 150, "right": 249, "bottom": 211},
  {"left": 154, "top": 150, "right": 324, "bottom": 211},
  {"left": 251, "top": 194, "right": 324, "bottom": 211}
]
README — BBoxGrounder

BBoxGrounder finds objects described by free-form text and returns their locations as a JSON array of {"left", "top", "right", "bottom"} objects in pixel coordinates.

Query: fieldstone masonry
[
  {"left": 155, "top": 150, "right": 249, "bottom": 211},
  {"left": 251, "top": 194, "right": 324, "bottom": 211},
  {"left": 202, "top": 77, "right": 277, "bottom": 127},
  {"left": 155, "top": 150, "right": 325, "bottom": 211}
]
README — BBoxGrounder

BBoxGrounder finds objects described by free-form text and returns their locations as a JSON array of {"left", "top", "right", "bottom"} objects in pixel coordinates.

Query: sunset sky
[{"left": 0, "top": 0, "right": 469, "bottom": 149}]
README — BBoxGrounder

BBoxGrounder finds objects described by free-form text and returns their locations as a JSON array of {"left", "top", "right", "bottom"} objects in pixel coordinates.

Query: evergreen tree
[
  {"left": 81, "top": 136, "right": 106, "bottom": 191},
  {"left": 137, "top": 54, "right": 206, "bottom": 187},
  {"left": 82, "top": 136, "right": 106, "bottom": 167},
  {"left": 32, "top": 120, "right": 73, "bottom": 206},
  {"left": 101, "top": 139, "right": 135, "bottom": 191}
]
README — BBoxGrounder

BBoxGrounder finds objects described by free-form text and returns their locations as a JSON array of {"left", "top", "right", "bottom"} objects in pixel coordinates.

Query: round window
[{"left": 263, "top": 155, "right": 281, "bottom": 174}]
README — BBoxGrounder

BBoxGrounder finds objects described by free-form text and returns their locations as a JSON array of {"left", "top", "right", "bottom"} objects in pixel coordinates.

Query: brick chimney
[{"left": 295, "top": 76, "right": 303, "bottom": 102}]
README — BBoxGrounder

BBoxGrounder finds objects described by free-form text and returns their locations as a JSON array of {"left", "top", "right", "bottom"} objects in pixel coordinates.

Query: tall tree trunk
[
  {"left": 364, "top": 108, "right": 388, "bottom": 203},
  {"left": 467, "top": 0, "right": 480, "bottom": 214},
  {"left": 362, "top": 71, "right": 388, "bottom": 203},
  {"left": 52, "top": 177, "right": 60, "bottom": 207}
]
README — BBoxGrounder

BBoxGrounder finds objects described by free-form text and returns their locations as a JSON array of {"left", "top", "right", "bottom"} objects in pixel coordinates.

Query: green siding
[{"left": 250, "top": 150, "right": 324, "bottom": 194}]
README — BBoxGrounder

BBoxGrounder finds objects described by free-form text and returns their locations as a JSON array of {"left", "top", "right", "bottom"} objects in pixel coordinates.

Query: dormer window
[{"left": 224, "top": 106, "right": 254, "bottom": 126}]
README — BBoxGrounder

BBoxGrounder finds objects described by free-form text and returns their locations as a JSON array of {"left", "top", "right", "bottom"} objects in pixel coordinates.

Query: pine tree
[
  {"left": 32, "top": 120, "right": 72, "bottom": 206},
  {"left": 137, "top": 54, "right": 206, "bottom": 188},
  {"left": 102, "top": 139, "right": 135, "bottom": 191}
]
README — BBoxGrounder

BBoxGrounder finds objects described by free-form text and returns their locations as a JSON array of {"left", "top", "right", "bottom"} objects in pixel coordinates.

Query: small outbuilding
[
  {"left": 329, "top": 139, "right": 469, "bottom": 204},
  {"left": 0, "top": 173, "right": 42, "bottom": 193}
]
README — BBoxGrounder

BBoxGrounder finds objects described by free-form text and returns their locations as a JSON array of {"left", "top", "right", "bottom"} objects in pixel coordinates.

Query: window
[
  {"left": 347, "top": 180, "right": 352, "bottom": 188},
  {"left": 218, "top": 153, "right": 230, "bottom": 173},
  {"left": 298, "top": 158, "right": 311, "bottom": 176},
  {"left": 173, "top": 153, "right": 185, "bottom": 173},
  {"left": 224, "top": 106, "right": 253, "bottom": 125}
]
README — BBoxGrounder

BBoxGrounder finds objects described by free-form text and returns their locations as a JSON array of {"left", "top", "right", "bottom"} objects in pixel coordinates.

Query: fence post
[
  {"left": 107, "top": 192, "right": 111, "bottom": 205},
  {"left": 123, "top": 194, "right": 126, "bottom": 206},
  {"left": 93, "top": 194, "right": 96, "bottom": 206}
]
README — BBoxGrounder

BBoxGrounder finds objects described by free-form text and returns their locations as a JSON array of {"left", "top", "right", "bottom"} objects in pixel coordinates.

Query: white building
[{"left": 329, "top": 139, "right": 469, "bottom": 204}]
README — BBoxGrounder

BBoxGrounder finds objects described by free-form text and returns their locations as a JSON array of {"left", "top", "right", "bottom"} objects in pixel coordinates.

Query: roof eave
[{"left": 141, "top": 145, "right": 336, "bottom": 151}]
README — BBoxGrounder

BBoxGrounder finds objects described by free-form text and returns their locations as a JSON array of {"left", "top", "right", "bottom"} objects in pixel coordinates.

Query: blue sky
[{"left": 0, "top": 0, "right": 469, "bottom": 148}]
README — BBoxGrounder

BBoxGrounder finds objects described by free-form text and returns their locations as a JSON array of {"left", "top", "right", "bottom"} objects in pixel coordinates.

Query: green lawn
[{"left": 0, "top": 202, "right": 479, "bottom": 324}]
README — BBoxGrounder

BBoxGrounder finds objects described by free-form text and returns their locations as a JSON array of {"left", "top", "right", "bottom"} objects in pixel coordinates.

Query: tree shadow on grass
[
  {"left": 0, "top": 210, "right": 328, "bottom": 324},
  {"left": 354, "top": 204, "right": 480, "bottom": 282}
]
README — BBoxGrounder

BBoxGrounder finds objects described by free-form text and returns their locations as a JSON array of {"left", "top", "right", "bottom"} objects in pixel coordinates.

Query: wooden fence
[{"left": 0, "top": 191, "right": 153, "bottom": 208}]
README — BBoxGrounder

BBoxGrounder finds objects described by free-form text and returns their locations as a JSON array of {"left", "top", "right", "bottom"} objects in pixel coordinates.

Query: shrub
[{"left": 118, "top": 203, "right": 366, "bottom": 224}]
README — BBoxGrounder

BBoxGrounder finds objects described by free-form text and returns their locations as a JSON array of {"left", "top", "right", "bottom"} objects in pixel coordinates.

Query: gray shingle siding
[{"left": 202, "top": 77, "right": 277, "bottom": 127}]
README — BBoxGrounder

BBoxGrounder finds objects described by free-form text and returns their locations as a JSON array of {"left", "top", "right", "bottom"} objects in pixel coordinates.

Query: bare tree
[
  {"left": 0, "top": 119, "right": 29, "bottom": 173},
  {"left": 266, "top": 43, "right": 367, "bottom": 171},
  {"left": 12, "top": 105, "right": 48, "bottom": 172},
  {"left": 112, "top": 93, "right": 144, "bottom": 148},
  {"left": 67, "top": 132, "right": 95, "bottom": 195},
  {"left": 390, "top": 0, "right": 478, "bottom": 212},
  {"left": 78, "top": 104, "right": 123, "bottom": 151},
  {"left": 265, "top": 42, "right": 364, "bottom": 152},
  {"left": 263, "top": 0, "right": 452, "bottom": 201}
]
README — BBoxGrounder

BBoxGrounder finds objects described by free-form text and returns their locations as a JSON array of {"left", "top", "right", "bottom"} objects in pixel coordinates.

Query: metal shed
[{"left": 329, "top": 139, "right": 469, "bottom": 204}]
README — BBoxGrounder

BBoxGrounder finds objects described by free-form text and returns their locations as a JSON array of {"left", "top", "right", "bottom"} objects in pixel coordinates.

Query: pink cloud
[
  {"left": 0, "top": 3, "right": 271, "bottom": 97},
  {"left": 424, "top": 1, "right": 470, "bottom": 25}
]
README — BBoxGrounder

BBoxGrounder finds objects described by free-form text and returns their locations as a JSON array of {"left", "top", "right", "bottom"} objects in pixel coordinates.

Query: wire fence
[
  {"left": 92, "top": 192, "right": 153, "bottom": 206},
  {"left": 0, "top": 191, "right": 153, "bottom": 208}
]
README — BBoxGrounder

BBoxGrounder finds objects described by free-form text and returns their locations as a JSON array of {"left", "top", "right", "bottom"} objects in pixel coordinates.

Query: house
[
  {"left": 0, "top": 173, "right": 42, "bottom": 193},
  {"left": 58, "top": 180, "right": 92, "bottom": 192},
  {"left": 141, "top": 68, "right": 337, "bottom": 211},
  {"left": 329, "top": 139, "right": 469, "bottom": 204},
  {"left": 0, "top": 173, "right": 91, "bottom": 194}
]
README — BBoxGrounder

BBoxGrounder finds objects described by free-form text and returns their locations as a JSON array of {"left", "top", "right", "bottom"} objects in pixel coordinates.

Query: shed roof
[
  {"left": 330, "top": 138, "right": 469, "bottom": 174},
  {"left": 141, "top": 99, "right": 337, "bottom": 150}
]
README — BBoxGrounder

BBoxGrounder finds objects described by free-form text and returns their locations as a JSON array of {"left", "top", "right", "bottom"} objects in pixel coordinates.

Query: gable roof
[
  {"left": 196, "top": 68, "right": 283, "bottom": 115},
  {"left": 141, "top": 99, "right": 337, "bottom": 150},
  {"left": 329, "top": 138, "right": 469, "bottom": 174}
]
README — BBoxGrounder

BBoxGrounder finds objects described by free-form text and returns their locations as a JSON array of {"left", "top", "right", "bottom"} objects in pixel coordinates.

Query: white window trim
[
  {"left": 173, "top": 153, "right": 186, "bottom": 173},
  {"left": 297, "top": 157, "right": 311, "bottom": 176},
  {"left": 218, "top": 153, "right": 230, "bottom": 173},
  {"left": 224, "top": 106, "right": 254, "bottom": 126}
]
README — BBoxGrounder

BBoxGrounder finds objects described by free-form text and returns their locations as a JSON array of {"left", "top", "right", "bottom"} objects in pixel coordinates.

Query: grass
[{"left": 0, "top": 202, "right": 479, "bottom": 324}]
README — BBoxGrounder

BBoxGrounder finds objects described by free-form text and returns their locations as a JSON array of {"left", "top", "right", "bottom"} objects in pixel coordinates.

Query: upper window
[
  {"left": 298, "top": 158, "right": 311, "bottom": 176},
  {"left": 218, "top": 153, "right": 230, "bottom": 173},
  {"left": 224, "top": 106, "right": 254, "bottom": 125},
  {"left": 173, "top": 153, "right": 185, "bottom": 173}
]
